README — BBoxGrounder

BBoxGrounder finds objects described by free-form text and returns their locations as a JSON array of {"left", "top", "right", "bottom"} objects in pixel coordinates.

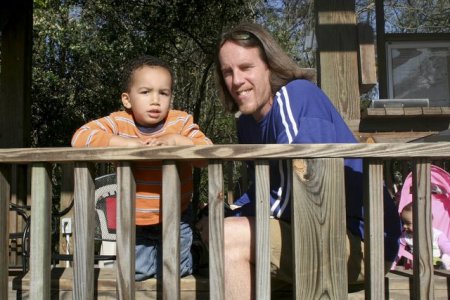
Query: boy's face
[
  {"left": 401, "top": 209, "right": 413, "bottom": 234},
  {"left": 121, "top": 66, "right": 172, "bottom": 127}
]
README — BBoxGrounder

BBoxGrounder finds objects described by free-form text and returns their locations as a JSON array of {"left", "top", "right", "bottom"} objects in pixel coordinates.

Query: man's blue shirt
[{"left": 233, "top": 79, "right": 401, "bottom": 261}]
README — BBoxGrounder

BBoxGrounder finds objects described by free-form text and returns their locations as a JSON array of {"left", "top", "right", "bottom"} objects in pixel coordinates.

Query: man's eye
[{"left": 222, "top": 70, "right": 232, "bottom": 77}]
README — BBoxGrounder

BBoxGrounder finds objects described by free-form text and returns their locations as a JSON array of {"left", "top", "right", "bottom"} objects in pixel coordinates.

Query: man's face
[
  {"left": 121, "top": 66, "right": 172, "bottom": 127},
  {"left": 219, "top": 41, "right": 273, "bottom": 121}
]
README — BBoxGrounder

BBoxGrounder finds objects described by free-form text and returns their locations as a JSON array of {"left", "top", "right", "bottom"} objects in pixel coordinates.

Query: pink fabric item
[
  {"left": 398, "top": 165, "right": 450, "bottom": 237},
  {"left": 393, "top": 165, "right": 450, "bottom": 269}
]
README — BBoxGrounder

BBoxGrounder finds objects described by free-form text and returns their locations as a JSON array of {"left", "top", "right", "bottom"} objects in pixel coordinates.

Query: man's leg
[{"left": 224, "top": 216, "right": 255, "bottom": 300}]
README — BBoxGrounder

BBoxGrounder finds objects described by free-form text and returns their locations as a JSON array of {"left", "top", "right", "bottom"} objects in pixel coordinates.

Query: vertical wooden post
[
  {"left": 30, "top": 163, "right": 52, "bottom": 300},
  {"left": 363, "top": 159, "right": 385, "bottom": 299},
  {"left": 314, "top": 0, "right": 360, "bottom": 127},
  {"left": 291, "top": 158, "right": 347, "bottom": 299},
  {"left": 1, "top": 0, "right": 32, "bottom": 269},
  {"left": 116, "top": 162, "right": 136, "bottom": 299},
  {"left": 375, "top": 0, "right": 387, "bottom": 98},
  {"left": 0, "top": 0, "right": 32, "bottom": 148},
  {"left": 255, "top": 160, "right": 271, "bottom": 300},
  {"left": 162, "top": 161, "right": 181, "bottom": 300},
  {"left": 0, "top": 164, "right": 11, "bottom": 300},
  {"left": 255, "top": 160, "right": 270, "bottom": 299},
  {"left": 412, "top": 160, "right": 434, "bottom": 299},
  {"left": 208, "top": 161, "right": 225, "bottom": 300},
  {"left": 73, "top": 163, "right": 95, "bottom": 300}
]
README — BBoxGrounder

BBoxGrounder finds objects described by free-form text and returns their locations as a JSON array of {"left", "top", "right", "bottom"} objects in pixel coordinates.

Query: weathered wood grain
[
  {"left": 116, "top": 162, "right": 136, "bottom": 299},
  {"left": 162, "top": 161, "right": 180, "bottom": 300},
  {"left": 314, "top": 0, "right": 360, "bottom": 121},
  {"left": 0, "top": 165, "right": 10, "bottom": 300},
  {"left": 255, "top": 160, "right": 270, "bottom": 300},
  {"left": 291, "top": 158, "right": 347, "bottom": 299},
  {"left": 412, "top": 160, "right": 434, "bottom": 299},
  {"left": 7, "top": 144, "right": 450, "bottom": 300},
  {"left": 363, "top": 159, "right": 385, "bottom": 299},
  {"left": 2, "top": 143, "right": 450, "bottom": 163},
  {"left": 208, "top": 161, "right": 224, "bottom": 300},
  {"left": 30, "top": 163, "right": 52, "bottom": 299},
  {"left": 73, "top": 163, "right": 95, "bottom": 300}
]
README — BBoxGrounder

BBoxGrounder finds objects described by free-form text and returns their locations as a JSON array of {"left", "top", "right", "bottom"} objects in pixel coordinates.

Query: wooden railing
[{"left": 1, "top": 143, "right": 450, "bottom": 299}]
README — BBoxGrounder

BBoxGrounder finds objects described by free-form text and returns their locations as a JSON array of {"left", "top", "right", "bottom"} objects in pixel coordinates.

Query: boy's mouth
[{"left": 147, "top": 109, "right": 160, "bottom": 118}]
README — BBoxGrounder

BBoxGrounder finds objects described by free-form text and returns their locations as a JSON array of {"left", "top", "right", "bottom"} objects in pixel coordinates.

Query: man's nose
[{"left": 232, "top": 70, "right": 244, "bottom": 86}]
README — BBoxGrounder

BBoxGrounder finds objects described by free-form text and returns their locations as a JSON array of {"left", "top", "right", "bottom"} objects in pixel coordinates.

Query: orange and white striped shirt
[{"left": 71, "top": 110, "right": 212, "bottom": 225}]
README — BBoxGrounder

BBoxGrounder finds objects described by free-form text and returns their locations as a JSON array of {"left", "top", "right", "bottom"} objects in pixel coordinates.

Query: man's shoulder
[{"left": 283, "top": 79, "right": 316, "bottom": 92}]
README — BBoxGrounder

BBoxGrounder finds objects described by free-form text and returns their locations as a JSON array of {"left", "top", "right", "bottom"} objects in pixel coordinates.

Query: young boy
[{"left": 71, "top": 55, "right": 212, "bottom": 280}]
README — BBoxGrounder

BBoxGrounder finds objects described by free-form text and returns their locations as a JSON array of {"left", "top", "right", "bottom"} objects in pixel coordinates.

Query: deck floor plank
[{"left": 10, "top": 267, "right": 450, "bottom": 299}]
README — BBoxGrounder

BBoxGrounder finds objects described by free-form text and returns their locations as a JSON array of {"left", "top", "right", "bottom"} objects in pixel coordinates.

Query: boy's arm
[
  {"left": 179, "top": 114, "right": 213, "bottom": 145},
  {"left": 71, "top": 114, "right": 141, "bottom": 147}
]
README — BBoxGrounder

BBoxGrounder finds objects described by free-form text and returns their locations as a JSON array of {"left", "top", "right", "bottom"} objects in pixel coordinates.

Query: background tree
[{"left": 27, "top": 0, "right": 450, "bottom": 204}]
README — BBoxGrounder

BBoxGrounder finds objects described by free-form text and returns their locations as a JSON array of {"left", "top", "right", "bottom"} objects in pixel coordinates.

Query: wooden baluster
[
  {"left": 208, "top": 160, "right": 224, "bottom": 300},
  {"left": 117, "top": 162, "right": 136, "bottom": 299},
  {"left": 73, "top": 162, "right": 95, "bottom": 300},
  {"left": 0, "top": 164, "right": 11, "bottom": 300},
  {"left": 291, "top": 158, "right": 347, "bottom": 299},
  {"left": 162, "top": 160, "right": 180, "bottom": 300},
  {"left": 363, "top": 159, "right": 385, "bottom": 299},
  {"left": 255, "top": 160, "right": 271, "bottom": 300},
  {"left": 412, "top": 160, "right": 433, "bottom": 299},
  {"left": 30, "top": 163, "right": 52, "bottom": 299}
]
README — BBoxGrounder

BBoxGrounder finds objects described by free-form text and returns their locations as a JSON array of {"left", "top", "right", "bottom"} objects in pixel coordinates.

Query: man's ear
[{"left": 121, "top": 93, "right": 132, "bottom": 109}]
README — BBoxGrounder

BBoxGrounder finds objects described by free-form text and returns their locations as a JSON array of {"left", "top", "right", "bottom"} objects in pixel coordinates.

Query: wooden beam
[
  {"left": 73, "top": 163, "right": 95, "bottom": 300},
  {"left": 162, "top": 161, "right": 181, "bottom": 300},
  {"left": 357, "top": 23, "right": 377, "bottom": 93},
  {"left": 30, "top": 163, "right": 52, "bottom": 299},
  {"left": 314, "top": 0, "right": 360, "bottom": 122},
  {"left": 0, "top": 0, "right": 32, "bottom": 148},
  {"left": 291, "top": 158, "right": 347, "bottom": 298},
  {"left": 375, "top": 0, "right": 387, "bottom": 99},
  {"left": 0, "top": 165, "right": 11, "bottom": 300},
  {"left": 116, "top": 162, "right": 136, "bottom": 299},
  {"left": 208, "top": 161, "right": 225, "bottom": 300}
]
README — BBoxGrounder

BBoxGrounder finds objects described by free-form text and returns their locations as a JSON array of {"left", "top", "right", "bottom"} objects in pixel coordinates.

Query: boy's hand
[
  {"left": 109, "top": 136, "right": 146, "bottom": 147},
  {"left": 109, "top": 134, "right": 193, "bottom": 147},
  {"left": 143, "top": 134, "right": 194, "bottom": 146}
]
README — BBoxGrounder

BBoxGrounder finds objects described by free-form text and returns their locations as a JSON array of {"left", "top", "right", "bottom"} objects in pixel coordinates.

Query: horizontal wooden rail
[
  {"left": 0, "top": 143, "right": 450, "bottom": 162},
  {"left": 1, "top": 144, "right": 448, "bottom": 299}
]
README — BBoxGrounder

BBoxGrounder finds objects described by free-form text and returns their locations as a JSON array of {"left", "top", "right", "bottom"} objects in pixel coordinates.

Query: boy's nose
[{"left": 150, "top": 94, "right": 160, "bottom": 104}]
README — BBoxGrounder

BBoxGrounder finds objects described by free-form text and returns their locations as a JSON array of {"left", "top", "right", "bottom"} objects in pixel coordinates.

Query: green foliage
[{"left": 31, "top": 0, "right": 258, "bottom": 147}]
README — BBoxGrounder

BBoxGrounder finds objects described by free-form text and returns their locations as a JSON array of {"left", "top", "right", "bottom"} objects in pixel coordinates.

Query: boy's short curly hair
[{"left": 121, "top": 55, "right": 174, "bottom": 92}]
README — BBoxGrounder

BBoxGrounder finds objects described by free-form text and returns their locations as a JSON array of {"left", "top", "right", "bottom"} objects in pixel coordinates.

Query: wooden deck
[
  {"left": 3, "top": 143, "right": 450, "bottom": 299},
  {"left": 8, "top": 267, "right": 450, "bottom": 299}
]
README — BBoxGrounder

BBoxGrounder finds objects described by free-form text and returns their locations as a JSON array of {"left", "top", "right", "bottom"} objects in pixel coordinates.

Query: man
[{"left": 209, "top": 22, "right": 401, "bottom": 299}]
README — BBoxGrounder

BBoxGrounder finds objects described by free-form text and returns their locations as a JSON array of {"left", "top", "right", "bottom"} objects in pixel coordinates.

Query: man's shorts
[{"left": 269, "top": 218, "right": 392, "bottom": 287}]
